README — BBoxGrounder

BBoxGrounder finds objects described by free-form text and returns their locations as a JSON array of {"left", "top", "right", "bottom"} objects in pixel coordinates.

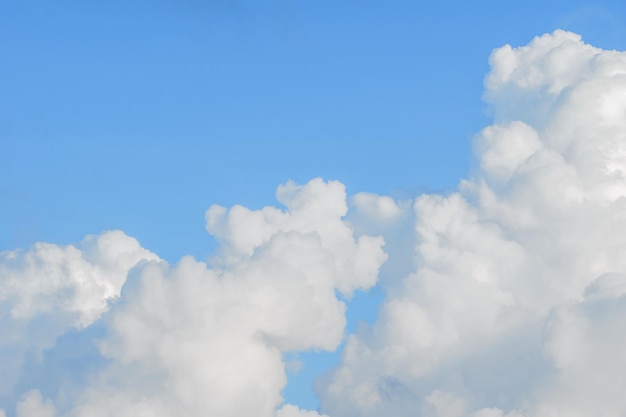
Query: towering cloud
[
  {"left": 1, "top": 30, "right": 625, "bottom": 417},
  {"left": 318, "top": 30, "right": 626, "bottom": 417}
]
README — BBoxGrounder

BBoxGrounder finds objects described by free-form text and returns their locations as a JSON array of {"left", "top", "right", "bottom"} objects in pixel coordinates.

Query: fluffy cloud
[
  {"left": 0, "top": 231, "right": 158, "bottom": 407},
  {"left": 317, "top": 30, "right": 626, "bottom": 417},
  {"left": 0, "top": 179, "right": 386, "bottom": 417},
  {"left": 0, "top": 231, "right": 159, "bottom": 326},
  {"left": 2, "top": 29, "right": 626, "bottom": 417}
]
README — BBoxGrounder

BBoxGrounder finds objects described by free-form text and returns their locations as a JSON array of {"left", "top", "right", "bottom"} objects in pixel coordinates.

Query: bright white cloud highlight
[{"left": 0, "top": 230, "right": 158, "bottom": 326}]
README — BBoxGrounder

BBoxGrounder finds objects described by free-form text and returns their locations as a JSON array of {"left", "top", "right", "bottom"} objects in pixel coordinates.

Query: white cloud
[
  {"left": 318, "top": 30, "right": 626, "bottom": 417},
  {"left": 0, "top": 231, "right": 158, "bottom": 407},
  {"left": 2, "top": 29, "right": 626, "bottom": 417},
  {"left": 15, "top": 391, "right": 55, "bottom": 417},
  {"left": 0, "top": 230, "right": 159, "bottom": 326},
  {"left": 0, "top": 179, "right": 386, "bottom": 417}
]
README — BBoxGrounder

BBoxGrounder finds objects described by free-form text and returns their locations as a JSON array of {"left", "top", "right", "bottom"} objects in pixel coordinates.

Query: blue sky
[
  {"left": 6, "top": 0, "right": 626, "bottom": 261},
  {"left": 2, "top": 1, "right": 626, "bottom": 415}
]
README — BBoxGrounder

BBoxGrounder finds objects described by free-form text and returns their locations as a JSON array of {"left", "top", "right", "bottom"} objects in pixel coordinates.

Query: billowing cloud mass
[
  {"left": 1, "top": 30, "right": 626, "bottom": 417},
  {"left": 0, "top": 231, "right": 159, "bottom": 410},
  {"left": 318, "top": 30, "right": 626, "bottom": 417},
  {"left": 0, "top": 179, "right": 385, "bottom": 417}
]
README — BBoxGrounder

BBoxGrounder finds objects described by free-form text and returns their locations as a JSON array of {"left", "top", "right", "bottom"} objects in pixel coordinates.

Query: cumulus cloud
[
  {"left": 0, "top": 231, "right": 158, "bottom": 407},
  {"left": 0, "top": 179, "right": 386, "bottom": 417},
  {"left": 0, "top": 231, "right": 159, "bottom": 326},
  {"left": 2, "top": 29, "right": 626, "bottom": 417},
  {"left": 317, "top": 30, "right": 626, "bottom": 417}
]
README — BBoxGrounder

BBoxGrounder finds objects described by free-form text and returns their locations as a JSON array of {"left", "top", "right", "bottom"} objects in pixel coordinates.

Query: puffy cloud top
[
  {"left": 0, "top": 179, "right": 386, "bottom": 417},
  {"left": 318, "top": 30, "right": 626, "bottom": 417},
  {"left": 0, "top": 231, "right": 158, "bottom": 326}
]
